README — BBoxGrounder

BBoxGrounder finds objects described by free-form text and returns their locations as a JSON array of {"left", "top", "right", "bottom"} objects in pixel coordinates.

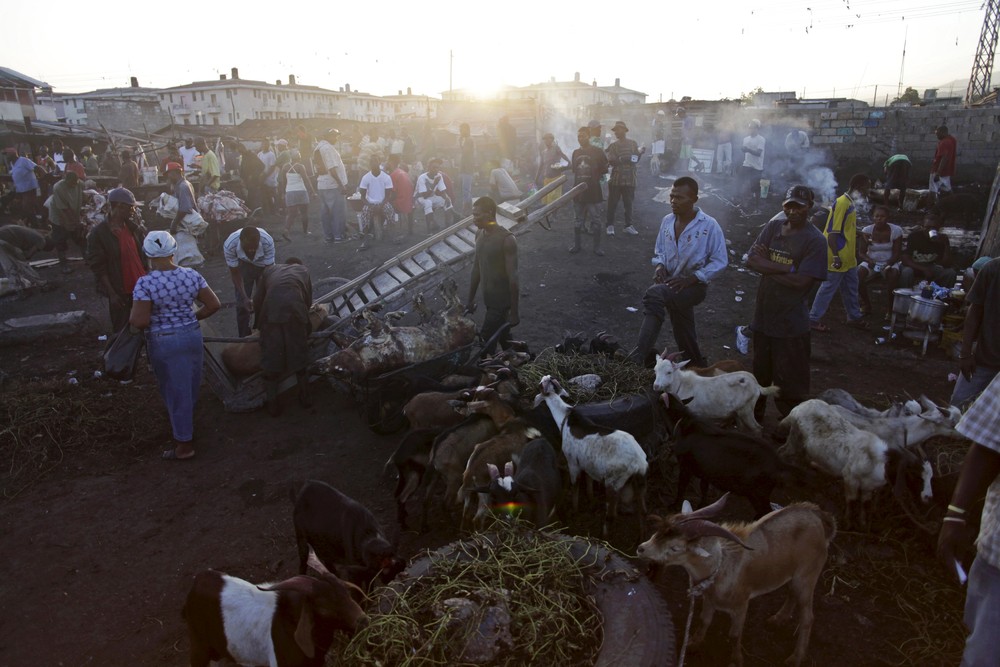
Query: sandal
[
  {"left": 810, "top": 322, "right": 830, "bottom": 332},
  {"left": 846, "top": 319, "right": 870, "bottom": 330},
  {"left": 162, "top": 449, "right": 195, "bottom": 461}
]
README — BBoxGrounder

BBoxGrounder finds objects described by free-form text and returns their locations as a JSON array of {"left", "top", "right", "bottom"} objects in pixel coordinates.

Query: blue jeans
[
  {"left": 318, "top": 188, "right": 346, "bottom": 241},
  {"left": 810, "top": 267, "right": 863, "bottom": 323},
  {"left": 951, "top": 366, "right": 1000, "bottom": 409},
  {"left": 146, "top": 322, "right": 203, "bottom": 442},
  {"left": 963, "top": 558, "right": 1000, "bottom": 667},
  {"left": 459, "top": 173, "right": 474, "bottom": 216},
  {"left": 235, "top": 261, "right": 265, "bottom": 337}
]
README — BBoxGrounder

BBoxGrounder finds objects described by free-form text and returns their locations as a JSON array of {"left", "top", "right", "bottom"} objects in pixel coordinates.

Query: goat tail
[
  {"left": 773, "top": 414, "right": 792, "bottom": 441},
  {"left": 759, "top": 384, "right": 781, "bottom": 398},
  {"left": 818, "top": 509, "right": 838, "bottom": 543}
]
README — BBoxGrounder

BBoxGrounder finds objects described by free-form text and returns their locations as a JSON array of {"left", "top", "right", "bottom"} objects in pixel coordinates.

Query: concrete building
[
  {"left": 158, "top": 68, "right": 348, "bottom": 127},
  {"left": 0, "top": 67, "right": 58, "bottom": 124},
  {"left": 52, "top": 77, "right": 170, "bottom": 133},
  {"left": 441, "top": 73, "right": 647, "bottom": 111},
  {"left": 382, "top": 87, "right": 440, "bottom": 120}
]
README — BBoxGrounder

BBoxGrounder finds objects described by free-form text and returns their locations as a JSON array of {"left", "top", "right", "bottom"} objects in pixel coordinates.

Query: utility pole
[
  {"left": 873, "top": 84, "right": 878, "bottom": 107},
  {"left": 967, "top": 0, "right": 1000, "bottom": 105},
  {"left": 897, "top": 26, "right": 908, "bottom": 99}
]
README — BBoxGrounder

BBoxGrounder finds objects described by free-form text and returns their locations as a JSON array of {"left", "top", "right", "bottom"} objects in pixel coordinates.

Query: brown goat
[
  {"left": 637, "top": 494, "right": 835, "bottom": 667},
  {"left": 402, "top": 388, "right": 472, "bottom": 431}
]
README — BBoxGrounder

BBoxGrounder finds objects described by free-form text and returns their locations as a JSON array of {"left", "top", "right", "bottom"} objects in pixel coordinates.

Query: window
[
  {"left": 226, "top": 90, "right": 231, "bottom": 98},
  {"left": 211, "top": 93, "right": 216, "bottom": 104},
  {"left": 170, "top": 93, "right": 174, "bottom": 103},
  {"left": 184, "top": 118, "right": 190, "bottom": 125},
  {"left": 236, "top": 112, "right": 241, "bottom": 119},
  {"left": 228, "top": 113, "right": 232, "bottom": 123},
  {"left": 213, "top": 117, "right": 219, "bottom": 125},
  {"left": 277, "top": 95, "right": 281, "bottom": 104}
]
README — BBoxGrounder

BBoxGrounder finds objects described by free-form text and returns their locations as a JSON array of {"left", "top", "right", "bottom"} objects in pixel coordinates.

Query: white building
[
  {"left": 441, "top": 73, "right": 647, "bottom": 110},
  {"left": 382, "top": 88, "right": 440, "bottom": 120},
  {"left": 0, "top": 67, "right": 58, "bottom": 124}
]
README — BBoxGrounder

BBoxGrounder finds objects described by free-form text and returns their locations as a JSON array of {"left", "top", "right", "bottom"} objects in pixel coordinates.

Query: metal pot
[
  {"left": 908, "top": 295, "right": 947, "bottom": 326},
  {"left": 892, "top": 288, "right": 918, "bottom": 315}
]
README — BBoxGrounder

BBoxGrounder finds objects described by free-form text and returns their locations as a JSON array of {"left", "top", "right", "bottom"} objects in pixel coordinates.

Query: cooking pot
[
  {"left": 908, "top": 295, "right": 947, "bottom": 326},
  {"left": 892, "top": 288, "right": 918, "bottom": 315}
]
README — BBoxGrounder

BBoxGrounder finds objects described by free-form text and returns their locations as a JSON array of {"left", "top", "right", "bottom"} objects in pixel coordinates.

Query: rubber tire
[{"left": 385, "top": 533, "right": 674, "bottom": 667}]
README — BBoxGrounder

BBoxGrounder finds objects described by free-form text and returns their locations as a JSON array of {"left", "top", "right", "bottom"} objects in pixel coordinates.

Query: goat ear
[
  {"left": 681, "top": 500, "right": 693, "bottom": 514},
  {"left": 676, "top": 359, "right": 690, "bottom": 369},
  {"left": 488, "top": 463, "right": 500, "bottom": 480},
  {"left": 294, "top": 604, "right": 317, "bottom": 658},
  {"left": 504, "top": 461, "right": 514, "bottom": 477},
  {"left": 654, "top": 353, "right": 662, "bottom": 363}
]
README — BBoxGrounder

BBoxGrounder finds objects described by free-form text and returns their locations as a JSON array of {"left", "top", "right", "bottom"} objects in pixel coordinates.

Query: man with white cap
[{"left": 86, "top": 187, "right": 148, "bottom": 331}]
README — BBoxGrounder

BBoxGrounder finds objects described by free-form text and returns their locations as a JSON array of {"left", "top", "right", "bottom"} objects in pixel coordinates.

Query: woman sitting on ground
[
  {"left": 857, "top": 204, "right": 903, "bottom": 320},
  {"left": 129, "top": 231, "right": 221, "bottom": 460}
]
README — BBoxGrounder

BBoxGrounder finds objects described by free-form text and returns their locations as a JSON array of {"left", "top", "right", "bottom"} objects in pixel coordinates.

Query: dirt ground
[{"left": 0, "top": 165, "right": 975, "bottom": 666}]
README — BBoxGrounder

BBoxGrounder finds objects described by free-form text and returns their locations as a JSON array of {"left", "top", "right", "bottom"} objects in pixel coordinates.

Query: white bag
[
  {"left": 174, "top": 231, "right": 204, "bottom": 268},
  {"left": 155, "top": 193, "right": 179, "bottom": 219},
  {"left": 180, "top": 211, "right": 209, "bottom": 237}
]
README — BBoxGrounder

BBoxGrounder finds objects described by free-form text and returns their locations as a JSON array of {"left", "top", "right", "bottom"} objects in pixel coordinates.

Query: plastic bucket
[
  {"left": 759, "top": 179, "right": 770, "bottom": 199},
  {"left": 141, "top": 167, "right": 158, "bottom": 185}
]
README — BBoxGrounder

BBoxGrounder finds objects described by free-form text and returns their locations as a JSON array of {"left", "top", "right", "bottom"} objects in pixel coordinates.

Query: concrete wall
[{"left": 84, "top": 99, "right": 171, "bottom": 136}]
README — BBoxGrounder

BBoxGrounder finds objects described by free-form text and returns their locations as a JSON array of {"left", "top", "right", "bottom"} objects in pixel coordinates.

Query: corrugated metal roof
[{"left": 0, "top": 66, "right": 50, "bottom": 89}]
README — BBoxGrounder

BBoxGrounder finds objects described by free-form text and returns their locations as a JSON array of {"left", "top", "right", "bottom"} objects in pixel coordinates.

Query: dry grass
[{"left": 517, "top": 349, "right": 654, "bottom": 403}]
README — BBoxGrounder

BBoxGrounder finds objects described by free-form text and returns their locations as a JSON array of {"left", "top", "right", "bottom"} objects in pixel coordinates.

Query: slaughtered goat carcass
[{"left": 313, "top": 279, "right": 476, "bottom": 381}]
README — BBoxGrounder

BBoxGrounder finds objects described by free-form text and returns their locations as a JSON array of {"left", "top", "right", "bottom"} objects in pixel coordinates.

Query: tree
[
  {"left": 740, "top": 86, "right": 764, "bottom": 104},
  {"left": 893, "top": 87, "right": 921, "bottom": 105}
]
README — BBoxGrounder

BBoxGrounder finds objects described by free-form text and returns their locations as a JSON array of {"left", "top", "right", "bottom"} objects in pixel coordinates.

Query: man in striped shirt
[
  {"left": 938, "top": 372, "right": 1000, "bottom": 666},
  {"left": 605, "top": 121, "right": 644, "bottom": 236}
]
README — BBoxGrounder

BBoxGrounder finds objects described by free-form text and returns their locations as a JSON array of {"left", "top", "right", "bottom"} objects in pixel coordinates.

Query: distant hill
[{"left": 930, "top": 74, "right": 1000, "bottom": 98}]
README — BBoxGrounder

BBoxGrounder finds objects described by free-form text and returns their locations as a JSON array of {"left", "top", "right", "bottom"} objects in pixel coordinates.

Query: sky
[{"left": 5, "top": 0, "right": 991, "bottom": 103}]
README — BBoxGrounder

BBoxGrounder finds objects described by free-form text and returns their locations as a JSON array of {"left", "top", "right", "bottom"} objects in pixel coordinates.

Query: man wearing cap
[
  {"left": 195, "top": 138, "right": 221, "bottom": 195},
  {"left": 629, "top": 176, "right": 727, "bottom": 367},
  {"left": 5, "top": 147, "right": 44, "bottom": 222},
  {"left": 952, "top": 257, "right": 1000, "bottom": 409},
  {"left": 86, "top": 187, "right": 148, "bottom": 331},
  {"left": 605, "top": 120, "right": 643, "bottom": 236},
  {"left": 738, "top": 119, "right": 766, "bottom": 210},
  {"left": 314, "top": 129, "right": 348, "bottom": 244},
  {"left": 745, "top": 185, "right": 828, "bottom": 419},
  {"left": 223, "top": 225, "right": 276, "bottom": 337},
  {"left": 535, "top": 133, "right": 570, "bottom": 206},
  {"left": 164, "top": 162, "right": 197, "bottom": 235},
  {"left": 48, "top": 169, "right": 85, "bottom": 273}
]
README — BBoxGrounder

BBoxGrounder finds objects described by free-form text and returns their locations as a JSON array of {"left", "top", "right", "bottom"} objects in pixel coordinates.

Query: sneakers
[
  {"left": 624, "top": 225, "right": 639, "bottom": 235},
  {"left": 606, "top": 226, "right": 615, "bottom": 236},
  {"left": 735, "top": 325, "right": 751, "bottom": 355}
]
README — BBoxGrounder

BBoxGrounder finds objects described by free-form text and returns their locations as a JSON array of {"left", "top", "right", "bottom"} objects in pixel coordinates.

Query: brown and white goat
[
  {"left": 182, "top": 552, "right": 366, "bottom": 667},
  {"left": 637, "top": 493, "right": 835, "bottom": 667}
]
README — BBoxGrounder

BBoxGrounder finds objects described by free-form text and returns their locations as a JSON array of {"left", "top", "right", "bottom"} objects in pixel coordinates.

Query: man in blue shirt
[
  {"left": 5, "top": 147, "right": 44, "bottom": 222},
  {"left": 628, "top": 176, "right": 728, "bottom": 367}
]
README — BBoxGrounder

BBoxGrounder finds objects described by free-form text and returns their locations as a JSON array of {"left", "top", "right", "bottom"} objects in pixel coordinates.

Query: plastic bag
[
  {"left": 155, "top": 193, "right": 179, "bottom": 219},
  {"left": 103, "top": 325, "right": 145, "bottom": 381},
  {"left": 180, "top": 211, "right": 208, "bottom": 236},
  {"left": 174, "top": 231, "right": 204, "bottom": 268}
]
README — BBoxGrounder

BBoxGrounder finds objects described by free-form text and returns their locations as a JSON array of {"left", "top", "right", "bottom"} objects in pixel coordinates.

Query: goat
[
  {"left": 456, "top": 417, "right": 542, "bottom": 530},
  {"left": 777, "top": 399, "right": 934, "bottom": 529},
  {"left": 555, "top": 330, "right": 587, "bottom": 354},
  {"left": 402, "top": 388, "right": 473, "bottom": 431},
  {"left": 637, "top": 493, "right": 835, "bottom": 667},
  {"left": 662, "top": 392, "right": 805, "bottom": 517},
  {"left": 535, "top": 375, "right": 648, "bottom": 537},
  {"left": 291, "top": 481, "right": 405, "bottom": 591},
  {"left": 385, "top": 428, "right": 438, "bottom": 528},
  {"left": 653, "top": 355, "right": 778, "bottom": 435},
  {"left": 588, "top": 330, "right": 621, "bottom": 356},
  {"left": 182, "top": 551, "right": 366, "bottom": 667},
  {"left": 480, "top": 439, "right": 563, "bottom": 527},
  {"left": 663, "top": 350, "right": 746, "bottom": 376},
  {"left": 831, "top": 400, "right": 960, "bottom": 453},
  {"left": 817, "top": 388, "right": 922, "bottom": 419}
]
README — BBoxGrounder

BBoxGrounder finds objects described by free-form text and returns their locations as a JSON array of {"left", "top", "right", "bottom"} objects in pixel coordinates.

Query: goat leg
[
  {"left": 604, "top": 487, "right": 619, "bottom": 539},
  {"left": 728, "top": 599, "right": 750, "bottom": 667}
]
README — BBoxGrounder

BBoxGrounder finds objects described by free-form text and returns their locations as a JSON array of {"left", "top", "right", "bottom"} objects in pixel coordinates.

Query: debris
[
  {"left": 735, "top": 296, "right": 743, "bottom": 302},
  {"left": 97, "top": 335, "right": 108, "bottom": 341},
  {"left": 626, "top": 306, "right": 638, "bottom": 312},
  {"left": 67, "top": 377, "right": 78, "bottom": 385},
  {"left": 69, "top": 293, "right": 77, "bottom": 301}
]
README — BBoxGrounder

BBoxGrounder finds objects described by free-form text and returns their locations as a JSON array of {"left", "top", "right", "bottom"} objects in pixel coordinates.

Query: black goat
[{"left": 662, "top": 393, "right": 805, "bottom": 518}]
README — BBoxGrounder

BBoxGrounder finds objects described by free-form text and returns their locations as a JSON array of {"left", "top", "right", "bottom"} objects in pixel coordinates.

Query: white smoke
[{"left": 804, "top": 165, "right": 837, "bottom": 207}]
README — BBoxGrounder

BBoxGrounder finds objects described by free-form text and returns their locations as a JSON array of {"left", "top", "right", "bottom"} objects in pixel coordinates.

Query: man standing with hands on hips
[{"left": 628, "top": 176, "right": 727, "bottom": 367}]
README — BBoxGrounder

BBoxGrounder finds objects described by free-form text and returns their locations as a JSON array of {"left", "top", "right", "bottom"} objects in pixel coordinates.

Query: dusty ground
[{"left": 0, "top": 165, "right": 975, "bottom": 666}]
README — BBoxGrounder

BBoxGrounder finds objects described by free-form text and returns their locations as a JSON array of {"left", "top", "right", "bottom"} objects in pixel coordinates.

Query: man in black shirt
[
  {"left": 570, "top": 127, "right": 609, "bottom": 256},
  {"left": 900, "top": 212, "right": 956, "bottom": 288},
  {"left": 467, "top": 197, "right": 519, "bottom": 353}
]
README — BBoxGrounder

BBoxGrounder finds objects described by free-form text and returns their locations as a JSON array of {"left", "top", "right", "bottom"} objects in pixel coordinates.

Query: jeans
[
  {"left": 236, "top": 261, "right": 265, "bottom": 337},
  {"left": 640, "top": 282, "right": 708, "bottom": 366},
  {"left": 809, "top": 267, "right": 863, "bottom": 323},
  {"left": 962, "top": 558, "right": 1000, "bottom": 667},
  {"left": 607, "top": 185, "right": 634, "bottom": 227},
  {"left": 146, "top": 322, "right": 203, "bottom": 442},
  {"left": 900, "top": 264, "right": 957, "bottom": 289},
  {"left": 573, "top": 200, "right": 601, "bottom": 232},
  {"left": 318, "top": 188, "right": 346, "bottom": 241},
  {"left": 459, "top": 173, "right": 474, "bottom": 216},
  {"left": 951, "top": 365, "right": 1000, "bottom": 409},
  {"left": 481, "top": 307, "right": 512, "bottom": 355}
]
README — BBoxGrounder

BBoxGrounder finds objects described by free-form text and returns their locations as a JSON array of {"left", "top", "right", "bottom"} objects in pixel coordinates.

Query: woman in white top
[
  {"left": 280, "top": 150, "right": 317, "bottom": 241},
  {"left": 857, "top": 204, "right": 904, "bottom": 319}
]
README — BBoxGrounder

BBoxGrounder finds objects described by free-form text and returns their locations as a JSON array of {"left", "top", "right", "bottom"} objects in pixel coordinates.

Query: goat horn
[
  {"left": 259, "top": 575, "right": 320, "bottom": 594},
  {"left": 677, "top": 518, "right": 753, "bottom": 549},
  {"left": 678, "top": 492, "right": 731, "bottom": 521}
]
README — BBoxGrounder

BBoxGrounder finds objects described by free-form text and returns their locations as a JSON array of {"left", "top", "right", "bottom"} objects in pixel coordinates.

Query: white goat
[
  {"left": 652, "top": 355, "right": 779, "bottom": 435},
  {"left": 832, "top": 401, "right": 960, "bottom": 454},
  {"left": 637, "top": 494, "right": 835, "bottom": 667},
  {"left": 777, "top": 399, "right": 933, "bottom": 528},
  {"left": 817, "top": 387, "right": 923, "bottom": 419},
  {"left": 534, "top": 375, "right": 648, "bottom": 537}
]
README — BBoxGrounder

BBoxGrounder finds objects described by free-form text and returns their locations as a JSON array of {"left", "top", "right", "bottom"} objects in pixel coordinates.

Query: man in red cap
[{"left": 165, "top": 162, "right": 197, "bottom": 235}]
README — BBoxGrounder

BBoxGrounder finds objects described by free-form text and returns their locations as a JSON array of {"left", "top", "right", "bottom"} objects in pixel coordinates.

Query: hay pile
[
  {"left": 0, "top": 378, "right": 159, "bottom": 499},
  {"left": 518, "top": 349, "right": 653, "bottom": 403},
  {"left": 335, "top": 528, "right": 603, "bottom": 666}
]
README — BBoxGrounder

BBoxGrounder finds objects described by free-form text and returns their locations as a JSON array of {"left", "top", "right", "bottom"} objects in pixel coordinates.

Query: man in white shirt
[
  {"left": 739, "top": 119, "right": 766, "bottom": 209},
  {"left": 358, "top": 157, "right": 395, "bottom": 240},
  {"left": 415, "top": 158, "right": 450, "bottom": 232},
  {"left": 258, "top": 140, "right": 278, "bottom": 215},
  {"left": 179, "top": 138, "right": 199, "bottom": 171},
  {"left": 314, "top": 129, "right": 348, "bottom": 244},
  {"left": 223, "top": 225, "right": 276, "bottom": 336}
]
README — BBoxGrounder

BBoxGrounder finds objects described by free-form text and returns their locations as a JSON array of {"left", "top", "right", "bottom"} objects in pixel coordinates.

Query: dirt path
[{"left": 0, "top": 168, "right": 969, "bottom": 666}]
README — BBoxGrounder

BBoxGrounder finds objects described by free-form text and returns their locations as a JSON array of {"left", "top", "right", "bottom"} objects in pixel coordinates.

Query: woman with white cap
[{"left": 129, "top": 230, "right": 221, "bottom": 460}]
